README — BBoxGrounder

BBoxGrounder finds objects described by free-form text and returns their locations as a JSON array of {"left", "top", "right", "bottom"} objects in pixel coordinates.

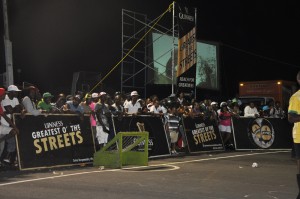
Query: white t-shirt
[
  {"left": 1, "top": 95, "right": 20, "bottom": 126},
  {"left": 244, "top": 105, "right": 259, "bottom": 117},
  {"left": 149, "top": 105, "right": 167, "bottom": 114},
  {"left": 149, "top": 105, "right": 162, "bottom": 113},
  {"left": 124, "top": 101, "right": 141, "bottom": 114}
]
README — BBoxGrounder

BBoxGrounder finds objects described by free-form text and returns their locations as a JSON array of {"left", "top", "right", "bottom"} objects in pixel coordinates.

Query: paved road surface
[{"left": 0, "top": 150, "right": 297, "bottom": 199}]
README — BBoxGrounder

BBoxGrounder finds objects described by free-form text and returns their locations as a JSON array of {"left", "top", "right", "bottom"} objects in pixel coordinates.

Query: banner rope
[{"left": 89, "top": 2, "right": 174, "bottom": 93}]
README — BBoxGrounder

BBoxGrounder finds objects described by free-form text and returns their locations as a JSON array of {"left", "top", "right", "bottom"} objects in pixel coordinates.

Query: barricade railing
[
  {"left": 93, "top": 131, "right": 149, "bottom": 169},
  {"left": 12, "top": 113, "right": 292, "bottom": 171}
]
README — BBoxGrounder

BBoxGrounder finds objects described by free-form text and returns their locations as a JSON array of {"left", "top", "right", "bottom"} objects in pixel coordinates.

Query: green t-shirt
[{"left": 37, "top": 99, "right": 52, "bottom": 111}]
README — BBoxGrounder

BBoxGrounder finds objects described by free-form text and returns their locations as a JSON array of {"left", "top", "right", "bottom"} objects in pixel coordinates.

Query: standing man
[
  {"left": 124, "top": 91, "right": 142, "bottom": 115},
  {"left": 1, "top": 85, "right": 23, "bottom": 166},
  {"left": 0, "top": 88, "right": 19, "bottom": 154},
  {"left": 288, "top": 71, "right": 300, "bottom": 199},
  {"left": 95, "top": 92, "right": 111, "bottom": 149},
  {"left": 164, "top": 105, "right": 180, "bottom": 155}
]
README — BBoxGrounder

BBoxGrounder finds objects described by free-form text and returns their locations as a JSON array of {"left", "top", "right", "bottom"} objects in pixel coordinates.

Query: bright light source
[
  {"left": 277, "top": 81, "right": 281, "bottom": 85},
  {"left": 240, "top": 83, "right": 244, "bottom": 86}
]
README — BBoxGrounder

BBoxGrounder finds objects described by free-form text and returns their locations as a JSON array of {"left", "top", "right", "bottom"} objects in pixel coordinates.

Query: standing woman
[{"left": 218, "top": 103, "right": 233, "bottom": 149}]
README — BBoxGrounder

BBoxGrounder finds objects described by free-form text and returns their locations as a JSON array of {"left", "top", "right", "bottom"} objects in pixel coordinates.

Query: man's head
[
  {"left": 220, "top": 102, "right": 227, "bottom": 108},
  {"left": 27, "top": 86, "right": 39, "bottom": 100},
  {"left": 168, "top": 105, "right": 177, "bottom": 114},
  {"left": 211, "top": 101, "right": 218, "bottom": 108},
  {"left": 130, "top": 91, "right": 139, "bottom": 101},
  {"left": 179, "top": 92, "right": 184, "bottom": 98},
  {"left": 58, "top": 93, "right": 66, "bottom": 99},
  {"left": 91, "top": 93, "right": 99, "bottom": 102},
  {"left": 56, "top": 96, "right": 66, "bottom": 107},
  {"left": 114, "top": 94, "right": 122, "bottom": 104},
  {"left": 84, "top": 93, "right": 92, "bottom": 104},
  {"left": 72, "top": 95, "right": 82, "bottom": 106},
  {"left": 99, "top": 92, "right": 107, "bottom": 103},
  {"left": 43, "top": 92, "right": 54, "bottom": 104},
  {"left": 153, "top": 99, "right": 160, "bottom": 108},
  {"left": 7, "top": 85, "right": 21, "bottom": 99}
]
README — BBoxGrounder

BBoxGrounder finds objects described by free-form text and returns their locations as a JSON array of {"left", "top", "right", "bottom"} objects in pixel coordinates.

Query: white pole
[
  {"left": 2, "top": 0, "right": 14, "bottom": 87},
  {"left": 171, "top": 1, "right": 175, "bottom": 95}
]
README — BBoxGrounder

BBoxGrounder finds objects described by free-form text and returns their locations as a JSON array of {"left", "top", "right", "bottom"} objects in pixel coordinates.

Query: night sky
[{"left": 0, "top": 0, "right": 300, "bottom": 99}]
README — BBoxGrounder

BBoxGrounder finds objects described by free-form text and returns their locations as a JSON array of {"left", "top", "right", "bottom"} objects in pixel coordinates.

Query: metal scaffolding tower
[
  {"left": 121, "top": 9, "right": 148, "bottom": 97},
  {"left": 121, "top": 7, "right": 177, "bottom": 98}
]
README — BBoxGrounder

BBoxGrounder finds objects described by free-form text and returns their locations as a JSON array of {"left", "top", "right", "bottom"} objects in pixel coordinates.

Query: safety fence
[{"left": 13, "top": 114, "right": 293, "bottom": 170}]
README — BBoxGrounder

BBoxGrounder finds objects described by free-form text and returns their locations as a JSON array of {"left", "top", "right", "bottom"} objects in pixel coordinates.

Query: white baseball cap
[
  {"left": 211, "top": 101, "right": 218, "bottom": 106},
  {"left": 91, "top": 93, "right": 98, "bottom": 98},
  {"left": 99, "top": 92, "right": 107, "bottom": 97},
  {"left": 7, "top": 85, "right": 21, "bottom": 92},
  {"left": 131, "top": 91, "right": 139, "bottom": 96},
  {"left": 220, "top": 102, "right": 227, "bottom": 107}
]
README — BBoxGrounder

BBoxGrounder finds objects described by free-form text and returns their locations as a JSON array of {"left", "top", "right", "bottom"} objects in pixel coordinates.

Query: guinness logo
[{"left": 178, "top": 7, "right": 194, "bottom": 22}]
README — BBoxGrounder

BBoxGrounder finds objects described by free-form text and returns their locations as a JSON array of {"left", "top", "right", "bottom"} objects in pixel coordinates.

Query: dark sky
[{"left": 1, "top": 0, "right": 300, "bottom": 98}]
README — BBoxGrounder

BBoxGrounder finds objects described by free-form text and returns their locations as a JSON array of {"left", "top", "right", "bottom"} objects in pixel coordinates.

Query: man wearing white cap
[
  {"left": 1, "top": 85, "right": 22, "bottom": 166},
  {"left": 124, "top": 91, "right": 142, "bottom": 115},
  {"left": 95, "top": 91, "right": 111, "bottom": 149},
  {"left": 2, "top": 85, "right": 23, "bottom": 116}
]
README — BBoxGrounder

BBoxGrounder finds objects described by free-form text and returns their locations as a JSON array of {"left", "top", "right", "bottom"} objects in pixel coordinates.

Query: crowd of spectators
[{"left": 0, "top": 85, "right": 286, "bottom": 169}]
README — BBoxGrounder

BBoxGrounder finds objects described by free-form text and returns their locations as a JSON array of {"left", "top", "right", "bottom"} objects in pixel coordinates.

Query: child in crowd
[{"left": 165, "top": 105, "right": 180, "bottom": 155}]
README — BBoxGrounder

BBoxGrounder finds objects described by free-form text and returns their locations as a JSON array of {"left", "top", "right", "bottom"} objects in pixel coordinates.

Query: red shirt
[{"left": 219, "top": 111, "right": 232, "bottom": 126}]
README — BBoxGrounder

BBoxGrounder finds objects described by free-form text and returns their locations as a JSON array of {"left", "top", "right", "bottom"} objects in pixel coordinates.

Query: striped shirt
[{"left": 165, "top": 114, "right": 180, "bottom": 132}]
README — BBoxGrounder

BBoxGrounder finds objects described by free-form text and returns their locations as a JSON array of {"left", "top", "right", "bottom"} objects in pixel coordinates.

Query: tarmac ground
[{"left": 0, "top": 150, "right": 298, "bottom": 199}]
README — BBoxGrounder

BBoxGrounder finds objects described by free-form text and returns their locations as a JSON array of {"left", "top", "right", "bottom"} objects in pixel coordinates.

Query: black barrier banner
[
  {"left": 112, "top": 116, "right": 170, "bottom": 157},
  {"left": 176, "top": 3, "right": 197, "bottom": 95},
  {"left": 232, "top": 117, "right": 293, "bottom": 150},
  {"left": 14, "top": 114, "right": 95, "bottom": 170},
  {"left": 182, "top": 117, "right": 224, "bottom": 152}
]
